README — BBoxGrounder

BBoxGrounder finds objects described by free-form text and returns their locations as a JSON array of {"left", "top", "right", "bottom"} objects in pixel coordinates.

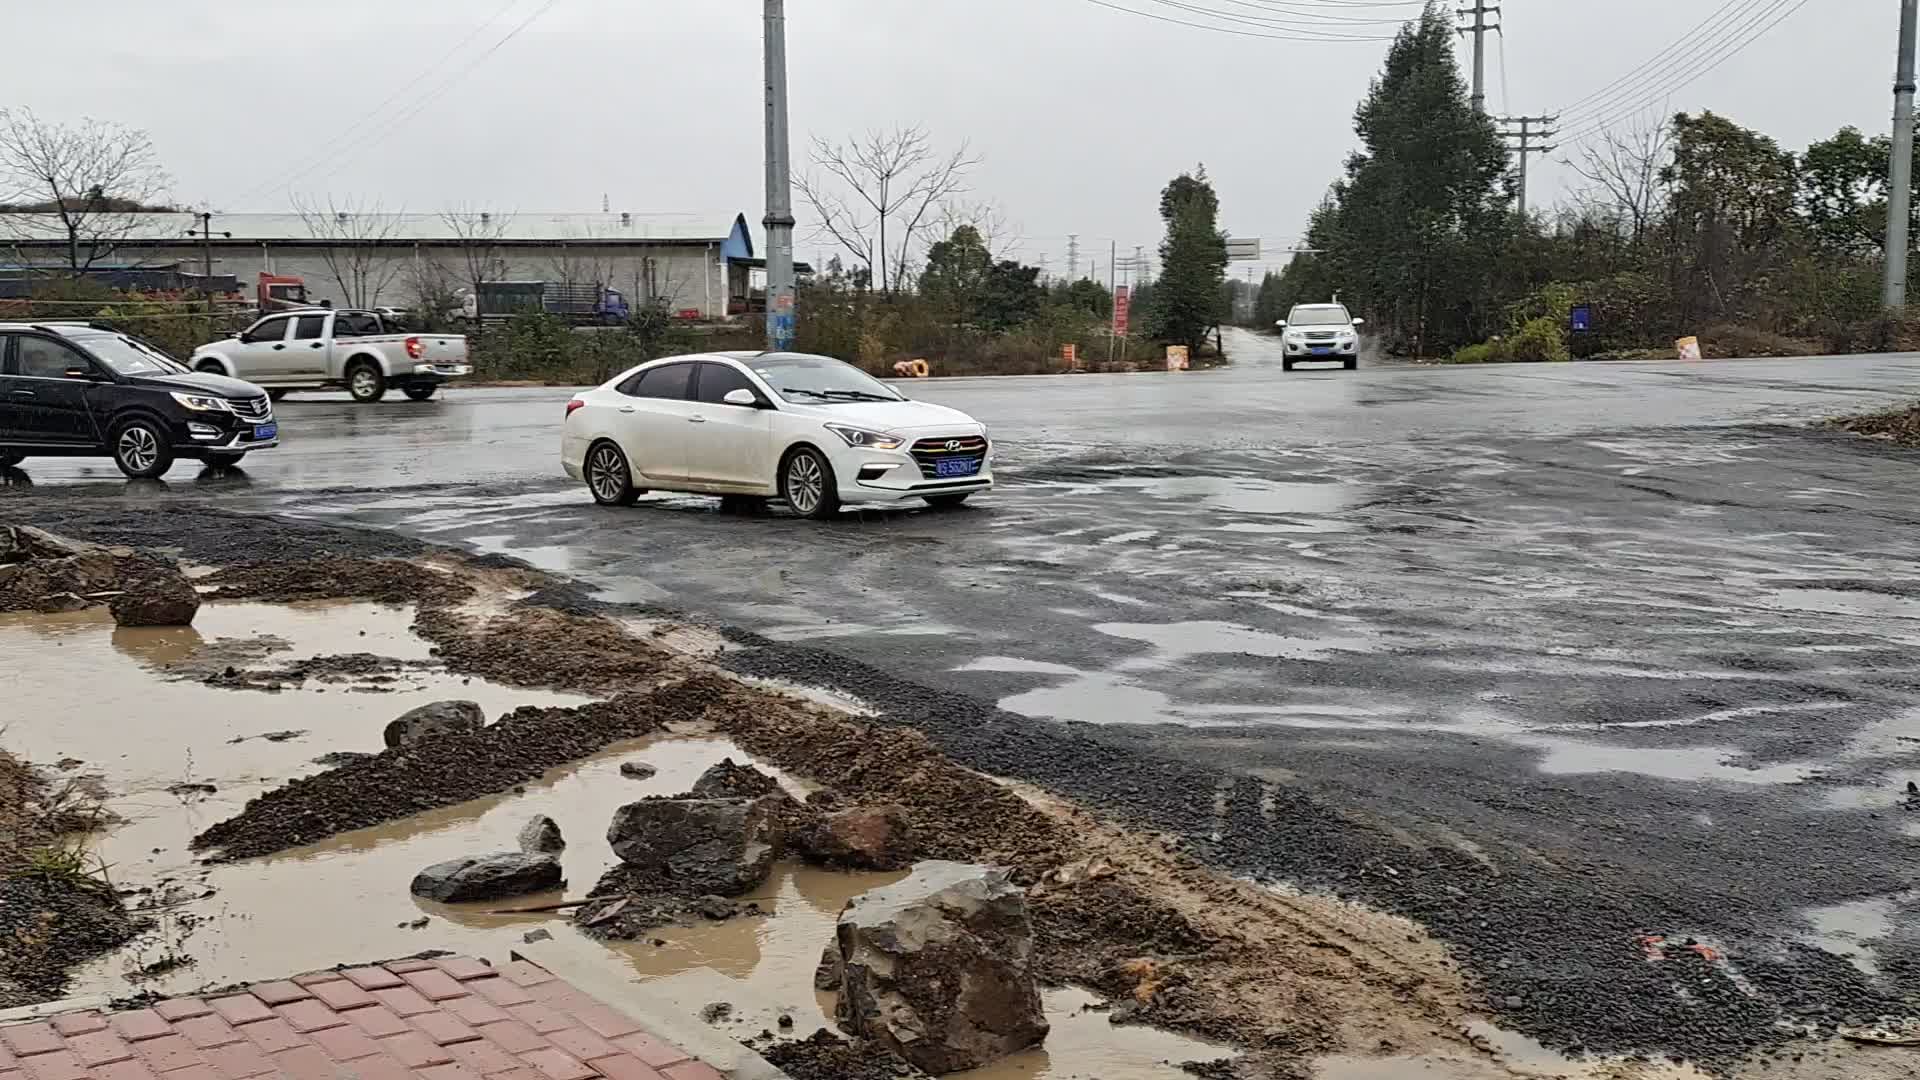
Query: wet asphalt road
[{"left": 9, "top": 330, "right": 1920, "bottom": 1057}]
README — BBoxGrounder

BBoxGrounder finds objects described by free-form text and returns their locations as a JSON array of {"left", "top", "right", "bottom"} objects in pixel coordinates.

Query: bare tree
[
  {"left": 291, "top": 195, "right": 408, "bottom": 307},
  {"left": 932, "top": 198, "right": 1017, "bottom": 260},
  {"left": 540, "top": 228, "right": 616, "bottom": 292},
  {"left": 1565, "top": 113, "right": 1673, "bottom": 248},
  {"left": 795, "top": 126, "right": 977, "bottom": 293},
  {"left": 440, "top": 205, "right": 515, "bottom": 318},
  {"left": 0, "top": 108, "right": 172, "bottom": 273}
]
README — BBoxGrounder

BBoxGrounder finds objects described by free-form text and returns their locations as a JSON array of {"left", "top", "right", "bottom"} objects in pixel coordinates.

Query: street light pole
[
  {"left": 1887, "top": 0, "right": 1918, "bottom": 309},
  {"left": 763, "top": 0, "right": 797, "bottom": 350}
]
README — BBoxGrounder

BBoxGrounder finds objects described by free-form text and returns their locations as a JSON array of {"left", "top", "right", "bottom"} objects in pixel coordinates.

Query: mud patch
[
  {"left": 1830, "top": 402, "right": 1920, "bottom": 447},
  {"left": 200, "top": 557, "right": 474, "bottom": 606}
]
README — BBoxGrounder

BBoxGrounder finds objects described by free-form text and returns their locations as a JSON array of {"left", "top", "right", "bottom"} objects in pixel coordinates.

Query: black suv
[{"left": 0, "top": 323, "right": 278, "bottom": 478}]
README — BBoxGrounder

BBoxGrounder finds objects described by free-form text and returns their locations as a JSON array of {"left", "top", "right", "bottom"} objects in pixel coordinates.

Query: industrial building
[{"left": 0, "top": 210, "right": 782, "bottom": 317}]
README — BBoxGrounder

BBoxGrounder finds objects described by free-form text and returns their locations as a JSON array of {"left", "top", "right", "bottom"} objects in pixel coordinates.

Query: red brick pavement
[{"left": 0, "top": 959, "right": 725, "bottom": 1080}]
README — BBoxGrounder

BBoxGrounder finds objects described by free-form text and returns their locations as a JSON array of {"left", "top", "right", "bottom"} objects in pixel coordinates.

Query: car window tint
[
  {"left": 335, "top": 313, "right": 381, "bottom": 337},
  {"left": 694, "top": 363, "right": 755, "bottom": 405},
  {"left": 293, "top": 315, "right": 328, "bottom": 340},
  {"left": 16, "top": 336, "right": 86, "bottom": 379},
  {"left": 633, "top": 363, "right": 693, "bottom": 400},
  {"left": 249, "top": 318, "right": 289, "bottom": 343}
]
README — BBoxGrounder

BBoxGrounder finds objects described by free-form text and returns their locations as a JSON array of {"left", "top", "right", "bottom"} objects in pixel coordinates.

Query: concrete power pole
[
  {"left": 1888, "top": 0, "right": 1918, "bottom": 309},
  {"left": 1497, "top": 115, "right": 1558, "bottom": 216},
  {"left": 1457, "top": 2, "right": 1500, "bottom": 115},
  {"left": 762, "top": 0, "right": 797, "bottom": 350}
]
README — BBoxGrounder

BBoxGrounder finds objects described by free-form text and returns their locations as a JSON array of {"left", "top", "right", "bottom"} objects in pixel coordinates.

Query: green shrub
[
  {"left": 1504, "top": 316, "right": 1570, "bottom": 362},
  {"left": 1446, "top": 342, "right": 1500, "bottom": 364}
]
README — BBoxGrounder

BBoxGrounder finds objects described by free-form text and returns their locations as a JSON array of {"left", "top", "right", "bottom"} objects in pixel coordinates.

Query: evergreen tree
[
  {"left": 1151, "top": 166, "right": 1229, "bottom": 352},
  {"left": 1310, "top": 3, "right": 1511, "bottom": 353}
]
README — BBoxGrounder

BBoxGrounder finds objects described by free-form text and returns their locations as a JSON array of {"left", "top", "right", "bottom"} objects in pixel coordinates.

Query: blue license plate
[
  {"left": 1310, "top": 347, "right": 1332, "bottom": 355},
  {"left": 253, "top": 423, "right": 277, "bottom": 441},
  {"left": 935, "top": 457, "right": 979, "bottom": 478}
]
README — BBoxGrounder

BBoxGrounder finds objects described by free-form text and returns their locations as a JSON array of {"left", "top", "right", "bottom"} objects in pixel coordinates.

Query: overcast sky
[{"left": 5, "top": 1, "right": 1894, "bottom": 277}]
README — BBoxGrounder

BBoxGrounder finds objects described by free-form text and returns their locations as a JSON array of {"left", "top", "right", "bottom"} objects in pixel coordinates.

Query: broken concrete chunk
[
  {"left": 619, "top": 761, "right": 657, "bottom": 780},
  {"left": 110, "top": 574, "right": 201, "bottom": 627},
  {"left": 814, "top": 942, "right": 843, "bottom": 992},
  {"left": 383, "top": 700, "right": 485, "bottom": 748},
  {"left": 605, "top": 795, "right": 779, "bottom": 896},
  {"left": 798, "top": 803, "right": 915, "bottom": 870},
  {"left": 409, "top": 852, "right": 561, "bottom": 902},
  {"left": 835, "top": 861, "right": 1048, "bottom": 1074},
  {"left": 518, "top": 814, "right": 566, "bottom": 855}
]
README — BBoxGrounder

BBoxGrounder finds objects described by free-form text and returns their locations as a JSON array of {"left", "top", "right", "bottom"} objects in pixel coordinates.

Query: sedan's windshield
[
  {"left": 751, "top": 354, "right": 903, "bottom": 404},
  {"left": 1288, "top": 306, "right": 1352, "bottom": 327},
  {"left": 76, "top": 334, "right": 187, "bottom": 375}
]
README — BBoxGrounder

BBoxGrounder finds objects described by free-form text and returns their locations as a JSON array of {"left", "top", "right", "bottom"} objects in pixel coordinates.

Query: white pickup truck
[{"left": 190, "top": 309, "right": 470, "bottom": 402}]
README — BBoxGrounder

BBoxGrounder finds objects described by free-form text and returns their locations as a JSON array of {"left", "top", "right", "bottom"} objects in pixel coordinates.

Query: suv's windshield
[
  {"left": 1288, "top": 306, "right": 1352, "bottom": 327},
  {"left": 75, "top": 334, "right": 187, "bottom": 376},
  {"left": 750, "top": 354, "right": 903, "bottom": 404}
]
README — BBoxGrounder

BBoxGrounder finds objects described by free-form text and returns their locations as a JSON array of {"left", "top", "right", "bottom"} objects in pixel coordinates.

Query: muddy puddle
[{"left": 2, "top": 605, "right": 1233, "bottom": 1079}]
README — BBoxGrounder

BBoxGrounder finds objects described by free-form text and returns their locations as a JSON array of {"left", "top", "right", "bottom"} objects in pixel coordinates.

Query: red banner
[{"left": 1113, "top": 285, "right": 1131, "bottom": 337}]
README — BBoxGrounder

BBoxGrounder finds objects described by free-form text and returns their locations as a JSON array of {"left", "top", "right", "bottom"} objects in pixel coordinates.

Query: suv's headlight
[
  {"left": 824, "top": 424, "right": 902, "bottom": 450},
  {"left": 171, "top": 392, "right": 231, "bottom": 412}
]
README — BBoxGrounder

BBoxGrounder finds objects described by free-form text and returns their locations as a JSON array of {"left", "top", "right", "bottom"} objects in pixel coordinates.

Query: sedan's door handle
[
  {"left": 10, "top": 389, "right": 35, "bottom": 398},
  {"left": 309, "top": 343, "right": 323, "bottom": 349},
  {"left": 688, "top": 415, "right": 707, "bottom": 423},
  {"left": 619, "top": 406, "right": 637, "bottom": 414},
  {"left": 272, "top": 344, "right": 286, "bottom": 350}
]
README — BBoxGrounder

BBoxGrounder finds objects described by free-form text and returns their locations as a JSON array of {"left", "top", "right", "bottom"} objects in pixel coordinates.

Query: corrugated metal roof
[{"left": 0, "top": 211, "right": 746, "bottom": 245}]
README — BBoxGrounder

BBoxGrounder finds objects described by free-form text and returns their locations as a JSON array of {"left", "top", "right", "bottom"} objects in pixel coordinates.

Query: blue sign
[
  {"left": 1570, "top": 304, "right": 1592, "bottom": 333},
  {"left": 770, "top": 312, "right": 796, "bottom": 350}
]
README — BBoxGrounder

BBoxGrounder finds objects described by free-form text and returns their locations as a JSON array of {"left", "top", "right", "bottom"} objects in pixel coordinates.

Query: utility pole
[
  {"left": 1108, "top": 240, "right": 1118, "bottom": 363},
  {"left": 1888, "top": 0, "right": 1917, "bottom": 309},
  {"left": 762, "top": 0, "right": 797, "bottom": 350},
  {"left": 1066, "top": 234, "right": 1081, "bottom": 280},
  {"left": 1457, "top": 2, "right": 1500, "bottom": 115},
  {"left": 1497, "top": 115, "right": 1557, "bottom": 216},
  {"left": 185, "top": 212, "right": 230, "bottom": 319}
]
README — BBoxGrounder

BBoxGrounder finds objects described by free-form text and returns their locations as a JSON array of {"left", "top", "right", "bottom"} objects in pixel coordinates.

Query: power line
[
  {"left": 1558, "top": 0, "right": 1813, "bottom": 147},
  {"left": 230, "top": 0, "right": 529, "bottom": 206},
  {"left": 1132, "top": 0, "right": 1409, "bottom": 36},
  {"left": 1200, "top": 0, "right": 1424, "bottom": 24},
  {"left": 274, "top": 0, "right": 566, "bottom": 198},
  {"left": 1079, "top": 0, "right": 1398, "bottom": 40},
  {"left": 1554, "top": 0, "right": 1756, "bottom": 119}
]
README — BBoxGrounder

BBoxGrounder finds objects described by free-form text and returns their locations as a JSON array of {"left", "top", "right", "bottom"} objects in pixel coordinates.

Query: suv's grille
[
  {"left": 229, "top": 395, "right": 272, "bottom": 422},
  {"left": 1305, "top": 330, "right": 1338, "bottom": 341},
  {"left": 909, "top": 435, "right": 989, "bottom": 480}
]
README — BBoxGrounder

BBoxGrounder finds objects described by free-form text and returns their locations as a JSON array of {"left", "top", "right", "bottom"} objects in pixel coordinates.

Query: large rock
[
  {"left": 410, "top": 852, "right": 561, "bottom": 902},
  {"left": 518, "top": 814, "right": 565, "bottom": 854},
  {"left": 605, "top": 796, "right": 779, "bottom": 896},
  {"left": 834, "top": 861, "right": 1048, "bottom": 1074},
  {"left": 0, "top": 525, "right": 186, "bottom": 616},
  {"left": 110, "top": 573, "right": 201, "bottom": 627},
  {"left": 384, "top": 701, "right": 485, "bottom": 748},
  {"left": 798, "top": 804, "right": 915, "bottom": 870}
]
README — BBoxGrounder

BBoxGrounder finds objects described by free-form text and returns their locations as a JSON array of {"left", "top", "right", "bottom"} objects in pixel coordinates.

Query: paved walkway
[{"left": 0, "top": 957, "right": 723, "bottom": 1080}]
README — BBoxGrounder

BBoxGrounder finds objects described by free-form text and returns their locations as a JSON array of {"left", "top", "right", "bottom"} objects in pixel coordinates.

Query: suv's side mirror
[
  {"left": 1350, "top": 318, "right": 1365, "bottom": 327},
  {"left": 1274, "top": 320, "right": 1287, "bottom": 328},
  {"left": 722, "top": 388, "right": 761, "bottom": 408}
]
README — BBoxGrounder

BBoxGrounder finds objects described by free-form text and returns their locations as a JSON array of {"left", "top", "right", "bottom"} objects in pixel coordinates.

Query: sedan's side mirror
[
  {"left": 1350, "top": 318, "right": 1365, "bottom": 327},
  {"left": 1274, "top": 320, "right": 1287, "bottom": 328},
  {"left": 722, "top": 388, "right": 761, "bottom": 408},
  {"left": 230, "top": 331, "right": 242, "bottom": 339}
]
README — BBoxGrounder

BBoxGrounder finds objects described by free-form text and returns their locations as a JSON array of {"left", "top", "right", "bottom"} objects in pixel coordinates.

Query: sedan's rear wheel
[
  {"left": 781, "top": 446, "right": 840, "bottom": 520},
  {"left": 585, "top": 441, "right": 640, "bottom": 506}
]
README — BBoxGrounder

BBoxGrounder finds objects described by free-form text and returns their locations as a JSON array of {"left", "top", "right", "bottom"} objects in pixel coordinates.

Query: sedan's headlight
[
  {"left": 824, "top": 424, "right": 903, "bottom": 450},
  {"left": 171, "top": 392, "right": 231, "bottom": 412}
]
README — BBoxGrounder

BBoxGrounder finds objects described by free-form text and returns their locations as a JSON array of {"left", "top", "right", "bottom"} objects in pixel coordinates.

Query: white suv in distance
[
  {"left": 562, "top": 351, "right": 993, "bottom": 519},
  {"left": 1275, "top": 303, "right": 1364, "bottom": 371}
]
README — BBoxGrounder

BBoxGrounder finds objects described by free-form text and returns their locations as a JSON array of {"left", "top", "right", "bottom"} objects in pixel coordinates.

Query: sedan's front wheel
[
  {"left": 781, "top": 446, "right": 841, "bottom": 520},
  {"left": 585, "top": 440, "right": 640, "bottom": 506}
]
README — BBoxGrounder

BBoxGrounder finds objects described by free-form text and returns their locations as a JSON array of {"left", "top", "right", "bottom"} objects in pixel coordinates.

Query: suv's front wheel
[{"left": 111, "top": 418, "right": 175, "bottom": 479}]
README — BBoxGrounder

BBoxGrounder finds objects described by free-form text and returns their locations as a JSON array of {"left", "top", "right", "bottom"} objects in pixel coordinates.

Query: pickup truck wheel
[
  {"left": 403, "top": 383, "right": 438, "bottom": 401},
  {"left": 195, "top": 360, "right": 226, "bottom": 376},
  {"left": 111, "top": 418, "right": 175, "bottom": 479},
  {"left": 347, "top": 361, "right": 387, "bottom": 403}
]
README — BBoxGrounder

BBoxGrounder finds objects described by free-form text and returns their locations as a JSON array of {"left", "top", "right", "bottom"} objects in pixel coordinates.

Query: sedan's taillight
[
  {"left": 565, "top": 399, "right": 585, "bottom": 418},
  {"left": 405, "top": 336, "right": 424, "bottom": 359}
]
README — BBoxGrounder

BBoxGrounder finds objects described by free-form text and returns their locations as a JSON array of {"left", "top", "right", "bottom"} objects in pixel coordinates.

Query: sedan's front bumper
[{"left": 833, "top": 444, "right": 994, "bottom": 503}]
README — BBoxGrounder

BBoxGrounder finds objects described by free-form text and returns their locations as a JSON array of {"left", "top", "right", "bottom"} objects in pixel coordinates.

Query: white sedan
[{"left": 562, "top": 351, "right": 993, "bottom": 518}]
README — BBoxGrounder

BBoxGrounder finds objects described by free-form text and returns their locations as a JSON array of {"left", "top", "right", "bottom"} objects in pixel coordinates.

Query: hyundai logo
[{"left": 944, "top": 439, "right": 960, "bottom": 451}]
